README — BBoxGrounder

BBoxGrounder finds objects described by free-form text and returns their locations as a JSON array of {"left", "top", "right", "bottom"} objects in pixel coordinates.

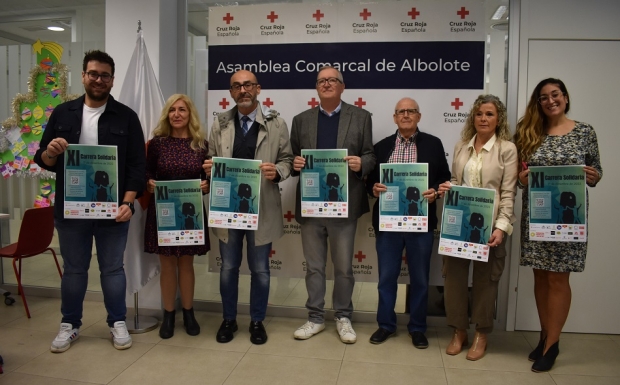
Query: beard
[
  {"left": 235, "top": 93, "right": 256, "bottom": 108},
  {"left": 85, "top": 85, "right": 110, "bottom": 102}
]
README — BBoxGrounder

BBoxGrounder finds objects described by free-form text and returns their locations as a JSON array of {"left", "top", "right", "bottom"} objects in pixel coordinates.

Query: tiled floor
[{"left": 1, "top": 296, "right": 619, "bottom": 384}]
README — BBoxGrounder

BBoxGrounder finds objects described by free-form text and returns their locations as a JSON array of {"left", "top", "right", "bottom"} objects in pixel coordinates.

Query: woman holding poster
[
  {"left": 144, "top": 94, "right": 210, "bottom": 339},
  {"left": 514, "top": 78, "right": 602, "bottom": 372},
  {"left": 438, "top": 95, "right": 517, "bottom": 361}
]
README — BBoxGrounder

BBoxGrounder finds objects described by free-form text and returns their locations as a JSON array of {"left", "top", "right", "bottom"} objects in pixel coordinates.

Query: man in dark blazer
[
  {"left": 34, "top": 50, "right": 145, "bottom": 353},
  {"left": 366, "top": 97, "right": 450, "bottom": 349},
  {"left": 290, "top": 66, "right": 375, "bottom": 344}
]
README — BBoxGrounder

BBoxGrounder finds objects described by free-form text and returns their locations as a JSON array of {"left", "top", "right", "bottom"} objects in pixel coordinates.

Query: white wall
[
  {"left": 105, "top": 0, "right": 178, "bottom": 100},
  {"left": 508, "top": 0, "right": 620, "bottom": 333}
]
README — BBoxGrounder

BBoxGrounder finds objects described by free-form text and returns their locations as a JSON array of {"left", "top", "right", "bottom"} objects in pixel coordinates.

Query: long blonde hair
[
  {"left": 514, "top": 78, "right": 570, "bottom": 162},
  {"left": 460, "top": 94, "right": 511, "bottom": 142},
  {"left": 152, "top": 94, "right": 206, "bottom": 150}
]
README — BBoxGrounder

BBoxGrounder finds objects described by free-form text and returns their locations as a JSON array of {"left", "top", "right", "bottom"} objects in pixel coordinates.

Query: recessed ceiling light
[{"left": 47, "top": 26, "right": 65, "bottom": 31}]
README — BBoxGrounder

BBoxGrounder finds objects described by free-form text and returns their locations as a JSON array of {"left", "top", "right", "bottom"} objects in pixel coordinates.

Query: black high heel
[
  {"left": 528, "top": 334, "right": 545, "bottom": 362},
  {"left": 531, "top": 341, "right": 559, "bottom": 373}
]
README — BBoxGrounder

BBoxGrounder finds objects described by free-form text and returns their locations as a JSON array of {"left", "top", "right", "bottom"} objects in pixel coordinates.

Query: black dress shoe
[
  {"left": 249, "top": 321, "right": 268, "bottom": 345},
  {"left": 410, "top": 331, "right": 429, "bottom": 349},
  {"left": 369, "top": 328, "right": 395, "bottom": 344},
  {"left": 531, "top": 341, "right": 559, "bottom": 373},
  {"left": 216, "top": 319, "right": 238, "bottom": 343}
]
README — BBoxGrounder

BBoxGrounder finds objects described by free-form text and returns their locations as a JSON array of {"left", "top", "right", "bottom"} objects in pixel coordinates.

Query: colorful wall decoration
[{"left": 0, "top": 40, "right": 80, "bottom": 207}]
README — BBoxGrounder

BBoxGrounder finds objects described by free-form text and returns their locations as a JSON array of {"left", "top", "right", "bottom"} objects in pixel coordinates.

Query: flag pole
[
  {"left": 129, "top": 290, "right": 158, "bottom": 334},
  {"left": 126, "top": 19, "right": 158, "bottom": 334}
]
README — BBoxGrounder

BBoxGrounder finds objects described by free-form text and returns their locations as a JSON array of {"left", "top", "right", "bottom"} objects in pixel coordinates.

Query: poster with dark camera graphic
[
  {"left": 379, "top": 163, "right": 428, "bottom": 232},
  {"left": 63, "top": 144, "right": 118, "bottom": 219},
  {"left": 208, "top": 157, "right": 261, "bottom": 230},
  {"left": 300, "top": 149, "right": 348, "bottom": 217},
  {"left": 528, "top": 165, "right": 586, "bottom": 242},
  {"left": 438, "top": 185, "right": 496, "bottom": 262},
  {"left": 154, "top": 179, "right": 205, "bottom": 246}
]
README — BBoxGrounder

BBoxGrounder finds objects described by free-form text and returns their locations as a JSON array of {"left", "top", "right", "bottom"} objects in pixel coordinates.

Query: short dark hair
[{"left": 83, "top": 50, "right": 115, "bottom": 75}]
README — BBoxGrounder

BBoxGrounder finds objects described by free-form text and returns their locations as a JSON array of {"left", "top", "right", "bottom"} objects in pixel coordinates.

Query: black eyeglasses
[
  {"left": 316, "top": 77, "right": 342, "bottom": 86},
  {"left": 85, "top": 71, "right": 112, "bottom": 83},
  {"left": 395, "top": 109, "right": 419, "bottom": 116},
  {"left": 230, "top": 82, "right": 259, "bottom": 92}
]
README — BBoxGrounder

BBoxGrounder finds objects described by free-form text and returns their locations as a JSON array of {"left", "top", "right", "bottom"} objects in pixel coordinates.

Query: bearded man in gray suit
[
  {"left": 203, "top": 70, "right": 293, "bottom": 345},
  {"left": 290, "top": 66, "right": 375, "bottom": 344}
]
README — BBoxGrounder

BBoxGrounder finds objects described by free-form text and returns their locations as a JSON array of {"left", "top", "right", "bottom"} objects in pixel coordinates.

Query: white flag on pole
[{"left": 119, "top": 30, "right": 164, "bottom": 295}]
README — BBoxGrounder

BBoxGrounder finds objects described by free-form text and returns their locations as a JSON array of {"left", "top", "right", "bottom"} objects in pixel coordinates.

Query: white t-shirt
[{"left": 79, "top": 104, "right": 106, "bottom": 145}]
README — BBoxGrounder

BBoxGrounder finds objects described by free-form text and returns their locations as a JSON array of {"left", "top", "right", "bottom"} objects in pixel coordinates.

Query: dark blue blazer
[{"left": 34, "top": 95, "right": 146, "bottom": 224}]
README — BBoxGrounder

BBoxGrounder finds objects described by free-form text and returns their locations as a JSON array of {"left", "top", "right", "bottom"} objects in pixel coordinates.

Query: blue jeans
[
  {"left": 375, "top": 231, "right": 434, "bottom": 333},
  {"left": 55, "top": 219, "right": 129, "bottom": 328},
  {"left": 219, "top": 229, "right": 271, "bottom": 322}
]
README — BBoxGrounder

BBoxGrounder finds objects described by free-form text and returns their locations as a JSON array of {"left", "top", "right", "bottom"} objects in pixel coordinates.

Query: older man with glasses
[
  {"left": 203, "top": 70, "right": 293, "bottom": 345},
  {"left": 365, "top": 97, "right": 450, "bottom": 348},
  {"left": 290, "top": 66, "right": 375, "bottom": 343}
]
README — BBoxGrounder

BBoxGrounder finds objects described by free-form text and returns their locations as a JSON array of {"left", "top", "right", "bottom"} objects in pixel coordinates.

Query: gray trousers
[{"left": 301, "top": 218, "right": 358, "bottom": 323}]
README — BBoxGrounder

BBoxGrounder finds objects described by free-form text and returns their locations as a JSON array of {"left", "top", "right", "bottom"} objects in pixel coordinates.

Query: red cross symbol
[
  {"left": 313, "top": 10, "right": 324, "bottom": 21},
  {"left": 354, "top": 251, "right": 366, "bottom": 263},
  {"left": 219, "top": 98, "right": 230, "bottom": 110},
  {"left": 402, "top": 254, "right": 408, "bottom": 265},
  {"left": 223, "top": 13, "right": 234, "bottom": 24},
  {"left": 262, "top": 98, "right": 274, "bottom": 108},
  {"left": 283, "top": 210, "right": 295, "bottom": 222},
  {"left": 451, "top": 98, "right": 464, "bottom": 110},
  {"left": 354, "top": 97, "right": 366, "bottom": 108},
  {"left": 267, "top": 11, "right": 278, "bottom": 23},
  {"left": 408, "top": 8, "right": 420, "bottom": 19},
  {"left": 269, "top": 249, "right": 276, "bottom": 258},
  {"left": 456, "top": 7, "right": 470, "bottom": 19},
  {"left": 359, "top": 8, "right": 372, "bottom": 20},
  {"left": 308, "top": 97, "right": 320, "bottom": 108}
]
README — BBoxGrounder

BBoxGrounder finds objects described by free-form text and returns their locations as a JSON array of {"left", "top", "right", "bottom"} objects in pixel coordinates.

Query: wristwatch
[{"left": 121, "top": 201, "right": 135, "bottom": 215}]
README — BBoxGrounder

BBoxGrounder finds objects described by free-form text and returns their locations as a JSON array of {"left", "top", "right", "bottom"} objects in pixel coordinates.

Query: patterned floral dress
[
  {"left": 519, "top": 122, "right": 602, "bottom": 272},
  {"left": 144, "top": 136, "right": 210, "bottom": 257}
]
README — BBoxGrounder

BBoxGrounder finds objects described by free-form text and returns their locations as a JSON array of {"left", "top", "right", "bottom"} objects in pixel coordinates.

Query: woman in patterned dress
[
  {"left": 145, "top": 94, "right": 210, "bottom": 339},
  {"left": 514, "top": 78, "right": 603, "bottom": 372},
  {"left": 438, "top": 95, "right": 518, "bottom": 361}
]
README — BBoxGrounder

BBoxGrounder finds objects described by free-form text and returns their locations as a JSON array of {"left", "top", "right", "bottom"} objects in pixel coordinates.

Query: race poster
[
  {"left": 379, "top": 163, "right": 429, "bottom": 232},
  {"left": 208, "top": 157, "right": 261, "bottom": 230},
  {"left": 300, "top": 149, "right": 348, "bottom": 218},
  {"left": 528, "top": 165, "right": 587, "bottom": 242},
  {"left": 63, "top": 144, "right": 118, "bottom": 219},
  {"left": 154, "top": 179, "right": 205, "bottom": 246},
  {"left": 438, "top": 185, "right": 496, "bottom": 262}
]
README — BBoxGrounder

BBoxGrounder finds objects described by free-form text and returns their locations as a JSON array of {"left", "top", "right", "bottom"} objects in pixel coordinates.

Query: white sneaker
[
  {"left": 294, "top": 321, "right": 325, "bottom": 340},
  {"left": 110, "top": 321, "right": 132, "bottom": 350},
  {"left": 50, "top": 323, "right": 79, "bottom": 353},
  {"left": 335, "top": 317, "right": 357, "bottom": 344}
]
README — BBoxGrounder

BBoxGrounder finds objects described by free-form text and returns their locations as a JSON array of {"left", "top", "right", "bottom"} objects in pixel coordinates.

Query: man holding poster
[
  {"left": 291, "top": 66, "right": 375, "bottom": 344},
  {"left": 34, "top": 50, "right": 145, "bottom": 353},
  {"left": 366, "top": 97, "right": 450, "bottom": 348},
  {"left": 203, "top": 70, "right": 293, "bottom": 345}
]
